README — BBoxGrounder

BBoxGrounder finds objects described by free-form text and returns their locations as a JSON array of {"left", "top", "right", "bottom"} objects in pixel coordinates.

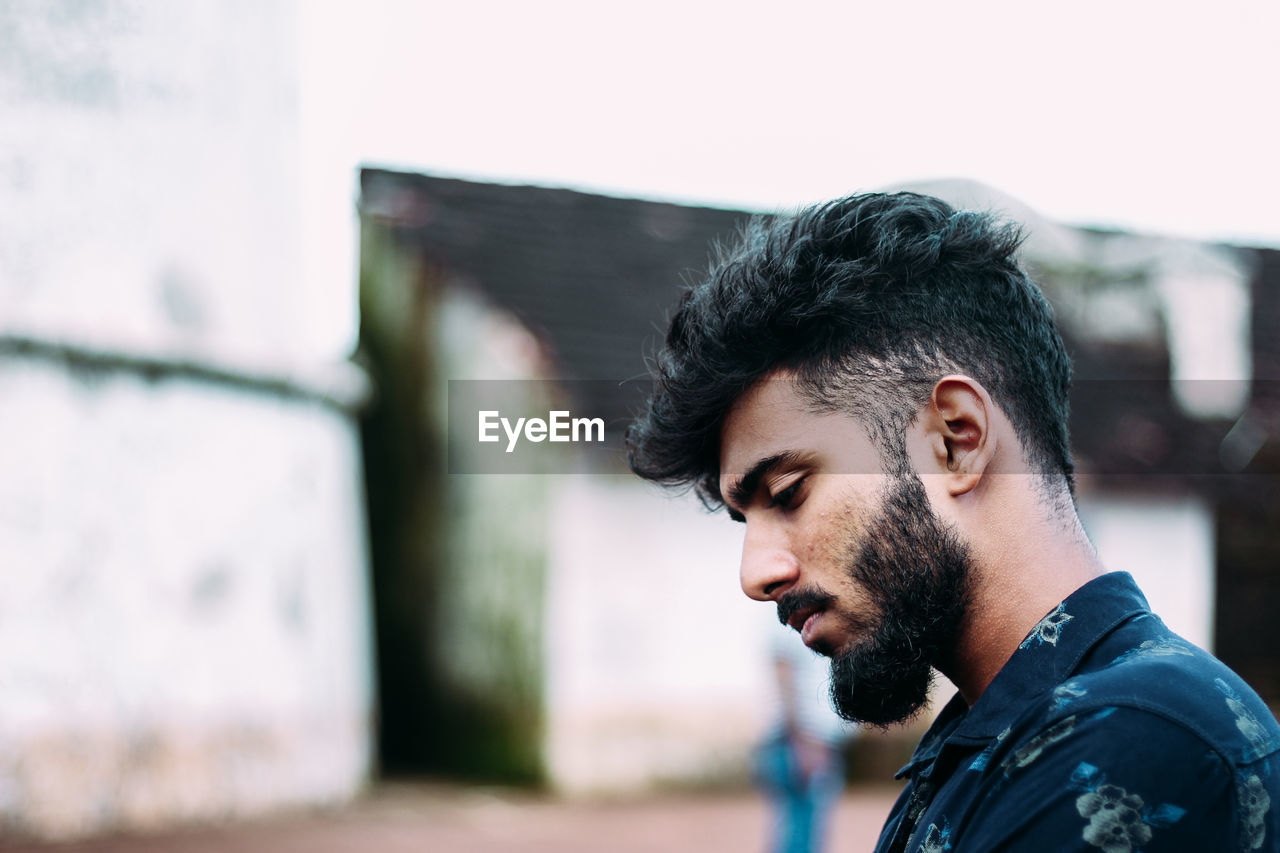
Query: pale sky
[
  {"left": 302, "top": 0, "right": 1277, "bottom": 241},
  {"left": 297, "top": 0, "right": 1278, "bottom": 353}
]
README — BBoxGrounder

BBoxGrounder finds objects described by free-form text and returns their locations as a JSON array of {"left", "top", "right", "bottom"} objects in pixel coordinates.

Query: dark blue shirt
[{"left": 874, "top": 572, "right": 1280, "bottom": 852}]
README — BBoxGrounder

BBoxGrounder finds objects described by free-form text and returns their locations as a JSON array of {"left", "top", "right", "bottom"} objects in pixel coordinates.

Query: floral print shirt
[{"left": 874, "top": 572, "right": 1280, "bottom": 853}]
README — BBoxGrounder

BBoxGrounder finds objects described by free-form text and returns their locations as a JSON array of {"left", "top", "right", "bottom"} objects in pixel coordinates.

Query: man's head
[
  {"left": 627, "top": 191, "right": 1073, "bottom": 502},
  {"left": 716, "top": 375, "right": 977, "bottom": 726},
  {"left": 627, "top": 192, "right": 1076, "bottom": 726}
]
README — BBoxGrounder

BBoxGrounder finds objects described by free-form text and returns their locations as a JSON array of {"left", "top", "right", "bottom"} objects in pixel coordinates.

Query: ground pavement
[{"left": 0, "top": 782, "right": 901, "bottom": 853}]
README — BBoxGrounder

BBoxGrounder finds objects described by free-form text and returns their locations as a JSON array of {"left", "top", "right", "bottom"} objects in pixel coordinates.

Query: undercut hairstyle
[{"left": 626, "top": 191, "right": 1075, "bottom": 507}]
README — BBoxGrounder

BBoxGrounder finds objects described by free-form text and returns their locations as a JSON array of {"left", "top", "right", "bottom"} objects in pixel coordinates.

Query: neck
[{"left": 945, "top": 487, "right": 1104, "bottom": 706}]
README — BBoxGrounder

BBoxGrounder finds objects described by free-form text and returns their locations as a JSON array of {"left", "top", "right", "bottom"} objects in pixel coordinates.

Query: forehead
[{"left": 718, "top": 377, "right": 882, "bottom": 487}]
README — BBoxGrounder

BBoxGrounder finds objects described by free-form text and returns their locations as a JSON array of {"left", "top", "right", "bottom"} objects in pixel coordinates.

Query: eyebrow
[{"left": 724, "top": 450, "right": 811, "bottom": 515}]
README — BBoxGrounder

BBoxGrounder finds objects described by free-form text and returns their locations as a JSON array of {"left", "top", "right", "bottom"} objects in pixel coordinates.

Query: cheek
[
  {"left": 806, "top": 512, "right": 866, "bottom": 574},
  {"left": 796, "top": 478, "right": 885, "bottom": 578},
  {"left": 798, "top": 537, "right": 829, "bottom": 563}
]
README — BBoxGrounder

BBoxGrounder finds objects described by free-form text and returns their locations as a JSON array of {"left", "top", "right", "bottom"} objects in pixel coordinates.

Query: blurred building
[
  {"left": 358, "top": 172, "right": 771, "bottom": 793},
  {"left": 359, "top": 169, "right": 1280, "bottom": 796},
  {"left": 0, "top": 0, "right": 374, "bottom": 841}
]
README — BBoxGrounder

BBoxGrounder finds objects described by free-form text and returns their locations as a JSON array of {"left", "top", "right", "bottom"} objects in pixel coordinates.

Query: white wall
[
  {"left": 0, "top": 0, "right": 374, "bottom": 839},
  {"left": 0, "top": 0, "right": 341, "bottom": 369},
  {"left": 0, "top": 358, "right": 374, "bottom": 838},
  {"left": 545, "top": 476, "right": 770, "bottom": 793},
  {"left": 1078, "top": 492, "right": 1216, "bottom": 650}
]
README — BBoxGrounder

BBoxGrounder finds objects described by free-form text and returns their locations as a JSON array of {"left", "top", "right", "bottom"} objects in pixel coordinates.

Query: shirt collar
[{"left": 897, "top": 571, "right": 1151, "bottom": 775}]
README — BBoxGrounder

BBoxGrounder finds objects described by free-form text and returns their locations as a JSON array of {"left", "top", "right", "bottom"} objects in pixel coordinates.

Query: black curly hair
[{"left": 626, "top": 191, "right": 1074, "bottom": 507}]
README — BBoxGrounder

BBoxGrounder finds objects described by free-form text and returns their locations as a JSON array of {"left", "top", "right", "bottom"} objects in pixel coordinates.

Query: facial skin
[{"left": 720, "top": 377, "right": 975, "bottom": 727}]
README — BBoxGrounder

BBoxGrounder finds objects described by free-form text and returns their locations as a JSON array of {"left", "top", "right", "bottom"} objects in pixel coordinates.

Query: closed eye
[{"left": 768, "top": 478, "right": 805, "bottom": 510}]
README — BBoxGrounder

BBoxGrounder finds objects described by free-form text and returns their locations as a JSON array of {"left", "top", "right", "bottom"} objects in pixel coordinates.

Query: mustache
[{"left": 776, "top": 585, "right": 837, "bottom": 628}]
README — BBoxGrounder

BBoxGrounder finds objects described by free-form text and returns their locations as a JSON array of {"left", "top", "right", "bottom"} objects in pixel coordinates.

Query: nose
[{"left": 739, "top": 519, "right": 800, "bottom": 601}]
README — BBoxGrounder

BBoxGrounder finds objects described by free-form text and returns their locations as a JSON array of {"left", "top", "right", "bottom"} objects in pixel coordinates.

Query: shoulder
[
  {"left": 1042, "top": 614, "right": 1280, "bottom": 767},
  {"left": 947, "top": 611, "right": 1280, "bottom": 851},
  {"left": 977, "top": 707, "right": 1276, "bottom": 852}
]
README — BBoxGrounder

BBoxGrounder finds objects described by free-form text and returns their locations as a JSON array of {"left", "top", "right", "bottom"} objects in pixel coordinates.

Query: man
[
  {"left": 626, "top": 192, "right": 1280, "bottom": 852},
  {"left": 756, "top": 615, "right": 854, "bottom": 853}
]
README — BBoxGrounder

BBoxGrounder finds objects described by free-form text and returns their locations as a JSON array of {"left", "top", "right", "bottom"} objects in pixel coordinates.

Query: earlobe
[{"left": 930, "top": 376, "right": 996, "bottom": 497}]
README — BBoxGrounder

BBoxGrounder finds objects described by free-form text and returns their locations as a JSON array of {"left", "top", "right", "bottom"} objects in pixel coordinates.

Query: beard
[{"left": 779, "top": 471, "right": 973, "bottom": 728}]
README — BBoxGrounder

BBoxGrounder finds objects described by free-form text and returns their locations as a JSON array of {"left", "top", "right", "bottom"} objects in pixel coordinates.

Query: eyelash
[{"left": 768, "top": 479, "right": 804, "bottom": 510}]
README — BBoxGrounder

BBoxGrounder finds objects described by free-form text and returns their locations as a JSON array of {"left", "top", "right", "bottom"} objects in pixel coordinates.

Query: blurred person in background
[
  {"left": 628, "top": 192, "right": 1280, "bottom": 852},
  {"left": 754, "top": 617, "right": 854, "bottom": 853}
]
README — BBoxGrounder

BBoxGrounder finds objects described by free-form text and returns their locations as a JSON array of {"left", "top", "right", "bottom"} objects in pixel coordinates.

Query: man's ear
[{"left": 920, "top": 375, "right": 997, "bottom": 497}]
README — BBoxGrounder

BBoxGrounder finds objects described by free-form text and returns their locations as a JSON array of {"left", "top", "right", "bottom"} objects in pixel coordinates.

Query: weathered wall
[
  {"left": 0, "top": 355, "right": 373, "bottom": 838},
  {"left": 0, "top": 0, "right": 309, "bottom": 364},
  {"left": 0, "top": 0, "right": 374, "bottom": 839}
]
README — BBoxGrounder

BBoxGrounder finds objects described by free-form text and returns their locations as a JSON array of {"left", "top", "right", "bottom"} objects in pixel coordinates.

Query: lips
[
  {"left": 777, "top": 587, "right": 837, "bottom": 651},
  {"left": 788, "top": 605, "right": 823, "bottom": 645},
  {"left": 800, "top": 611, "right": 822, "bottom": 646}
]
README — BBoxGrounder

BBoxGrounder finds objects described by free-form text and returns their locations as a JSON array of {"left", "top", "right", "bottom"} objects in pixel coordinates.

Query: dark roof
[{"left": 360, "top": 169, "right": 751, "bottom": 435}]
